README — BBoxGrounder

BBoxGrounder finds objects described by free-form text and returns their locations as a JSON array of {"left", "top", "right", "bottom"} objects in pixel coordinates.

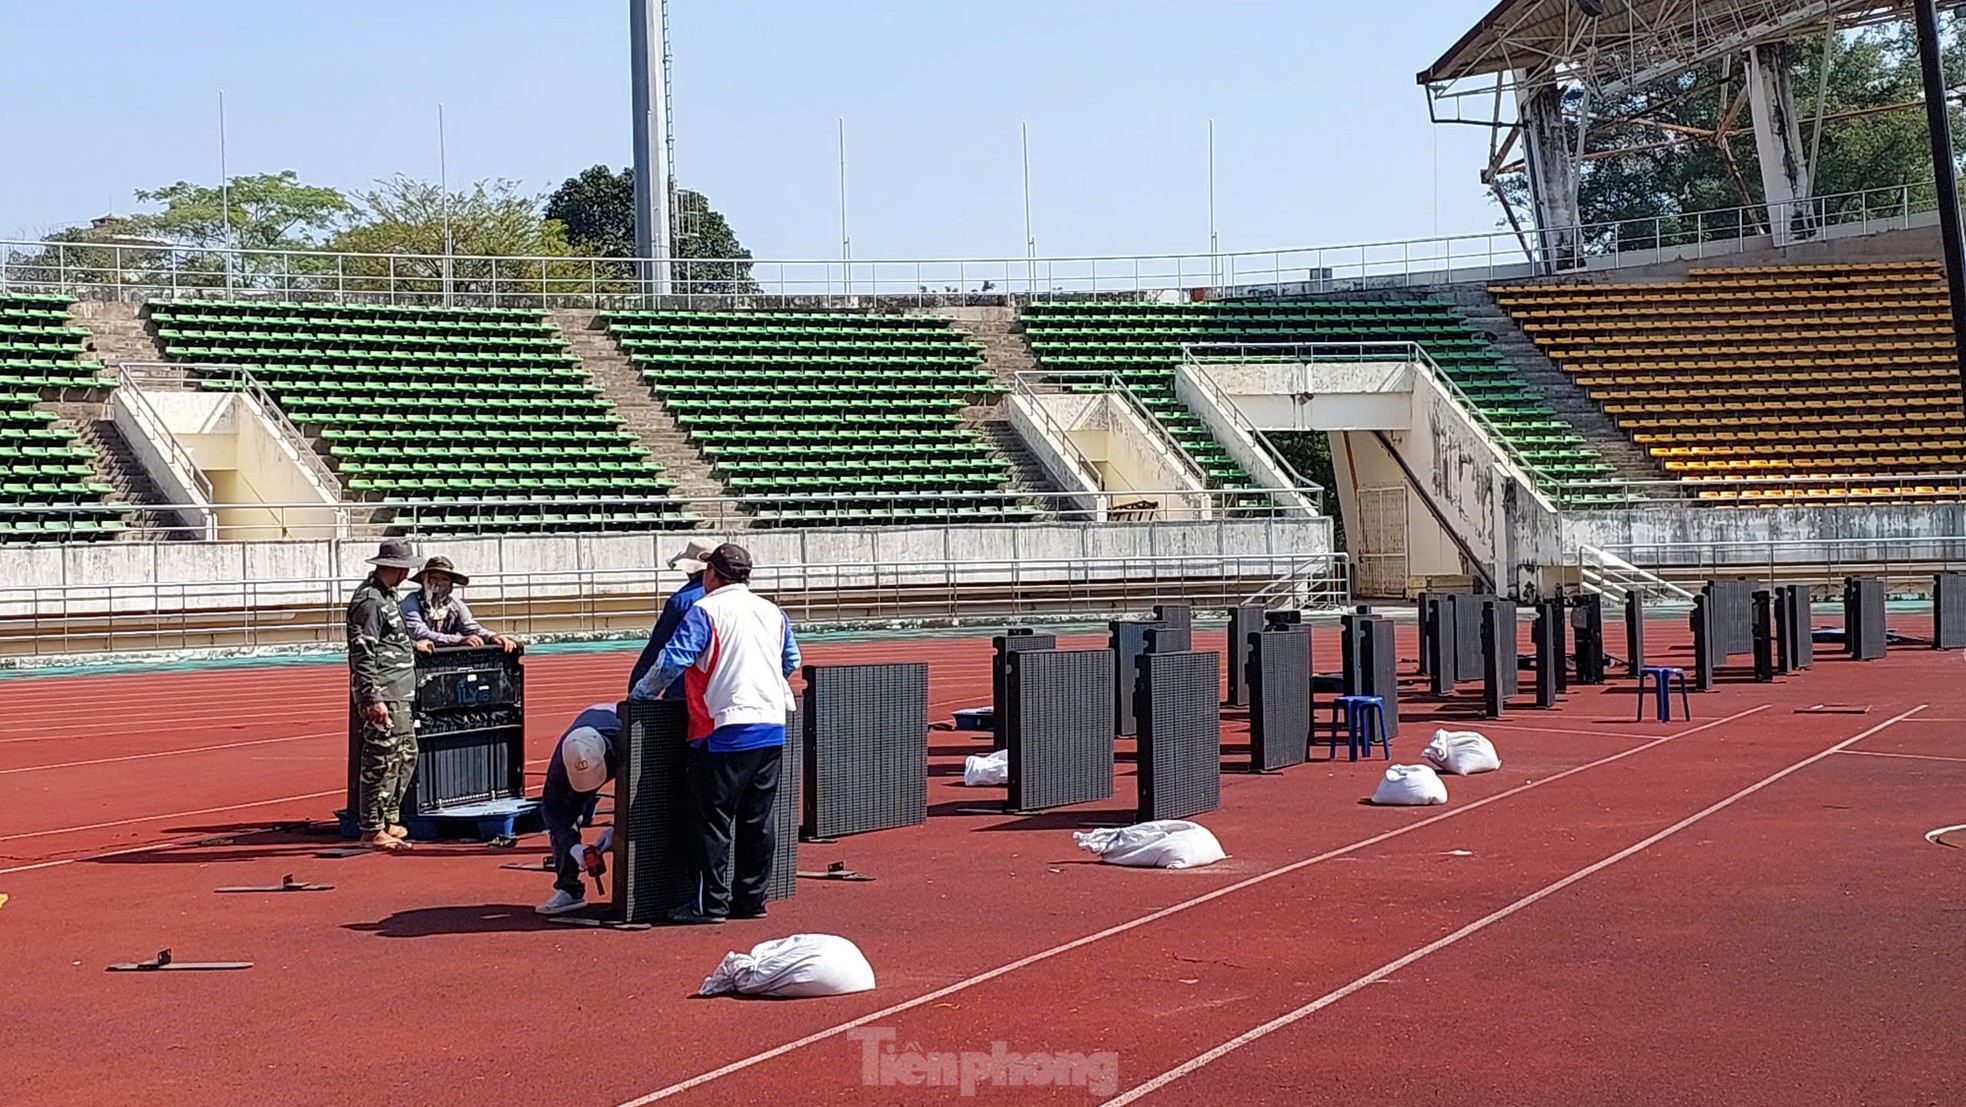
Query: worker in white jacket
[{"left": 630, "top": 543, "right": 800, "bottom": 925}]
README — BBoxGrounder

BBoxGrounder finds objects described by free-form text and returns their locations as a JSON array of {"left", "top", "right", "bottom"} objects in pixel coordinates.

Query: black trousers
[
  {"left": 540, "top": 776, "right": 595, "bottom": 897},
  {"left": 682, "top": 743, "right": 781, "bottom": 917}
]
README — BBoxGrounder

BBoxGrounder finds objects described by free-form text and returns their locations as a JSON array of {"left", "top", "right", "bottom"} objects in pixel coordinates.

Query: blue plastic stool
[
  {"left": 1637, "top": 666, "right": 1691, "bottom": 722},
  {"left": 1327, "top": 695, "right": 1389, "bottom": 760}
]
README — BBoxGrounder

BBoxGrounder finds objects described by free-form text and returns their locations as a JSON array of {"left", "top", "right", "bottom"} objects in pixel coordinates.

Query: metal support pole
[
  {"left": 1913, "top": 0, "right": 1966, "bottom": 396},
  {"left": 838, "top": 118, "right": 850, "bottom": 295},
  {"left": 1208, "top": 119, "right": 1218, "bottom": 288},
  {"left": 1022, "top": 122, "right": 1035, "bottom": 294},
  {"left": 219, "top": 90, "right": 232, "bottom": 292},
  {"left": 629, "top": 0, "right": 673, "bottom": 299},
  {"left": 438, "top": 103, "right": 453, "bottom": 307}
]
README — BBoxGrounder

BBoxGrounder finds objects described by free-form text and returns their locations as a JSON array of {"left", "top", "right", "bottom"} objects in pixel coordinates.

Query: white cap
[{"left": 561, "top": 727, "right": 609, "bottom": 792}]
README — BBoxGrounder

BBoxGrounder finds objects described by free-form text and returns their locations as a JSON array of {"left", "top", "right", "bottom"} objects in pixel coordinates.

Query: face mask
[{"left": 423, "top": 583, "right": 452, "bottom": 605}]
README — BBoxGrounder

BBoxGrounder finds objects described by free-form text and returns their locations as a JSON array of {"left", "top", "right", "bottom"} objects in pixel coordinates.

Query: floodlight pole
[
  {"left": 629, "top": 0, "right": 674, "bottom": 300},
  {"left": 1913, "top": 0, "right": 1966, "bottom": 395}
]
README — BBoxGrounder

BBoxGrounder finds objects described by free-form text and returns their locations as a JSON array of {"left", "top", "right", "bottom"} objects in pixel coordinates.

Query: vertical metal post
[
  {"left": 438, "top": 103, "right": 453, "bottom": 307},
  {"left": 838, "top": 118, "right": 850, "bottom": 296},
  {"left": 1208, "top": 119, "right": 1218, "bottom": 288},
  {"left": 1022, "top": 122, "right": 1035, "bottom": 294},
  {"left": 629, "top": 0, "right": 673, "bottom": 299},
  {"left": 1913, "top": 0, "right": 1966, "bottom": 395},
  {"left": 219, "top": 90, "right": 233, "bottom": 292}
]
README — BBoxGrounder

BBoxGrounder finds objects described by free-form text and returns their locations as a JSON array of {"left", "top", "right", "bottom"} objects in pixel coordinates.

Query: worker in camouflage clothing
[{"left": 348, "top": 538, "right": 425, "bottom": 852}]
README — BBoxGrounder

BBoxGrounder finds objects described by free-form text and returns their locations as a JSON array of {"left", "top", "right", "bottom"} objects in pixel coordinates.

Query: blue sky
[{"left": 0, "top": 1, "right": 1500, "bottom": 259}]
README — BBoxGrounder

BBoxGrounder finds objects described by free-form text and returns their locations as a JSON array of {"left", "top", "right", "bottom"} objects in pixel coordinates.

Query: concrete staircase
[
  {"left": 46, "top": 400, "right": 191, "bottom": 538},
  {"left": 45, "top": 303, "right": 191, "bottom": 538},
  {"left": 935, "top": 307, "right": 1066, "bottom": 506},
  {"left": 1448, "top": 286, "right": 1675, "bottom": 498},
  {"left": 550, "top": 309, "right": 724, "bottom": 519},
  {"left": 930, "top": 306, "right": 1039, "bottom": 385},
  {"left": 71, "top": 300, "right": 167, "bottom": 370}
]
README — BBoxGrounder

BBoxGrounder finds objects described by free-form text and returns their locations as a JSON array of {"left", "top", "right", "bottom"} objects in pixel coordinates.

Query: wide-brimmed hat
[
  {"left": 667, "top": 535, "right": 719, "bottom": 574},
  {"left": 410, "top": 555, "right": 470, "bottom": 588},
  {"left": 365, "top": 539, "right": 421, "bottom": 570}
]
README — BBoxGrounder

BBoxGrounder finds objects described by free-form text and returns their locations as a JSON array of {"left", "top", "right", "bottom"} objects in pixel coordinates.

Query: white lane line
[
  {"left": 0, "top": 732, "right": 340, "bottom": 775},
  {"left": 0, "top": 789, "right": 345, "bottom": 844},
  {"left": 1835, "top": 749, "right": 1966, "bottom": 765},
  {"left": 1470, "top": 720, "right": 1687, "bottom": 741},
  {"left": 0, "top": 754, "right": 558, "bottom": 867},
  {"left": 1098, "top": 704, "right": 1927, "bottom": 1106},
  {"left": 606, "top": 704, "right": 1770, "bottom": 1107}
]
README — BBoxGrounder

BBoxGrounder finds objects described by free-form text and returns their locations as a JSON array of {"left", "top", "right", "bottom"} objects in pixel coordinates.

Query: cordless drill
[{"left": 577, "top": 841, "right": 607, "bottom": 898}]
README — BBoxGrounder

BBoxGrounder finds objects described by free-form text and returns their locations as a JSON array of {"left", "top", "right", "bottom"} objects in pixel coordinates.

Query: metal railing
[
  {"left": 0, "top": 486, "right": 1334, "bottom": 542},
  {"left": 1004, "top": 373, "right": 1106, "bottom": 494},
  {"left": 1012, "top": 370, "right": 1215, "bottom": 493},
  {"left": 0, "top": 550, "right": 1352, "bottom": 662},
  {"left": 1551, "top": 471, "right": 1966, "bottom": 509},
  {"left": 112, "top": 363, "right": 214, "bottom": 510},
  {"left": 1184, "top": 340, "right": 1554, "bottom": 493},
  {"left": 1176, "top": 344, "right": 1324, "bottom": 515},
  {"left": 1575, "top": 544, "right": 1696, "bottom": 603},
  {"left": 1576, "top": 534, "right": 1966, "bottom": 597},
  {"left": 0, "top": 183, "right": 1939, "bottom": 307},
  {"left": 120, "top": 360, "right": 347, "bottom": 499}
]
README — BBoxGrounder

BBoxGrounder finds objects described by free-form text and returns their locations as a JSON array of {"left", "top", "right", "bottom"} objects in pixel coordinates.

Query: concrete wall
[
  {"left": 0, "top": 517, "right": 1332, "bottom": 619},
  {"left": 1561, "top": 501, "right": 1966, "bottom": 569},
  {"left": 1006, "top": 393, "right": 1101, "bottom": 517},
  {"left": 1206, "top": 361, "right": 1409, "bottom": 431},
  {"left": 1172, "top": 364, "right": 1317, "bottom": 517},
  {"left": 1013, "top": 392, "right": 1208, "bottom": 520},
  {"left": 108, "top": 389, "right": 214, "bottom": 537},
  {"left": 1211, "top": 357, "right": 1558, "bottom": 595},
  {"left": 144, "top": 390, "right": 342, "bottom": 540}
]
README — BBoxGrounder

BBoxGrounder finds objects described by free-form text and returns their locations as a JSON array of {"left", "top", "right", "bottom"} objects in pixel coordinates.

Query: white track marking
[
  {"left": 1836, "top": 749, "right": 1966, "bottom": 765},
  {"left": 1924, "top": 823, "right": 1966, "bottom": 847},
  {"left": 0, "top": 789, "right": 344, "bottom": 844},
  {"left": 1472, "top": 720, "right": 1693, "bottom": 741},
  {"left": 0, "top": 732, "right": 340, "bottom": 775},
  {"left": 1099, "top": 704, "right": 1927, "bottom": 1106},
  {"left": 607, "top": 704, "right": 1770, "bottom": 1107},
  {"left": 0, "top": 754, "right": 557, "bottom": 865}
]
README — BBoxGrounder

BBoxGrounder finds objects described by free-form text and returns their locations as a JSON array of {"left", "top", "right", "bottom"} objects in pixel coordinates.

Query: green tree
[
  {"left": 545, "top": 164, "right": 636, "bottom": 257},
  {"left": 133, "top": 170, "right": 353, "bottom": 251},
  {"left": 5, "top": 171, "right": 351, "bottom": 291},
  {"left": 328, "top": 176, "right": 594, "bottom": 304},
  {"left": 545, "top": 165, "right": 757, "bottom": 293}
]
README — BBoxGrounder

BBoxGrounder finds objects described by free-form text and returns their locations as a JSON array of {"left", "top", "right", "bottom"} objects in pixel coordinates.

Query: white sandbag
[
  {"left": 1421, "top": 729, "right": 1501, "bottom": 775},
  {"left": 963, "top": 748, "right": 1009, "bottom": 786},
  {"left": 1371, "top": 764, "right": 1448, "bottom": 806},
  {"left": 1073, "top": 819, "right": 1226, "bottom": 869},
  {"left": 697, "top": 934, "right": 877, "bottom": 998}
]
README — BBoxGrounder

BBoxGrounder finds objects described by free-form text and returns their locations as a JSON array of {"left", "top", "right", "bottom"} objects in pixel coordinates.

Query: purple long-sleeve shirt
[{"left": 400, "top": 590, "right": 493, "bottom": 645}]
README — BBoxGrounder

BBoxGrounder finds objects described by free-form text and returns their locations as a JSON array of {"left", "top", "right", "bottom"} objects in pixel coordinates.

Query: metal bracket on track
[
  {"left": 796, "top": 861, "right": 874, "bottom": 882},
  {"left": 215, "top": 874, "right": 333, "bottom": 894},
  {"left": 107, "top": 949, "right": 253, "bottom": 972}
]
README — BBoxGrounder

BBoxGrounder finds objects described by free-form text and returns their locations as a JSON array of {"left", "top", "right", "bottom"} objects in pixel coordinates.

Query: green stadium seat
[{"left": 148, "top": 298, "right": 682, "bottom": 533}]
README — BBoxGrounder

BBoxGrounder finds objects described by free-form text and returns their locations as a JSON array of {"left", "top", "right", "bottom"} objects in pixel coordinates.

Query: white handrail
[
  {"left": 1013, "top": 369, "right": 1215, "bottom": 491},
  {"left": 1176, "top": 344, "right": 1324, "bottom": 513},
  {"left": 113, "top": 363, "right": 213, "bottom": 507}
]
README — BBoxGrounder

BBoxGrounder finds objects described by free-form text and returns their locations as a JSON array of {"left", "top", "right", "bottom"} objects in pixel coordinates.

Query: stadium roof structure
[{"left": 1418, "top": 0, "right": 1960, "bottom": 103}]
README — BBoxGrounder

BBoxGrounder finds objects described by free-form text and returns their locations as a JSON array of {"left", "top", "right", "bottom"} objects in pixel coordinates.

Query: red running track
[{"left": 1, "top": 622, "right": 1963, "bottom": 1107}]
